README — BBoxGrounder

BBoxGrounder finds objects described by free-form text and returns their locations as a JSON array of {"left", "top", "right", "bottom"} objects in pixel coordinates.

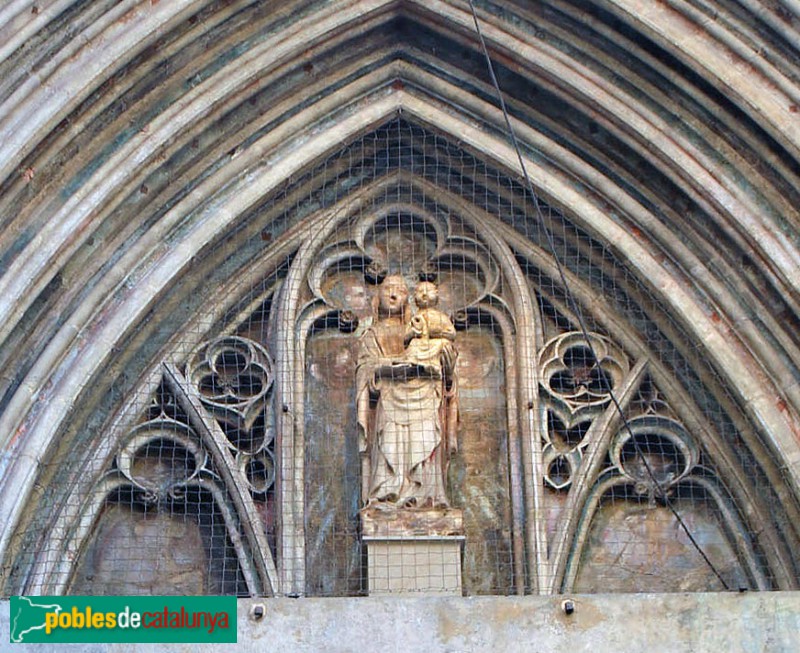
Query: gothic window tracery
[{"left": 10, "top": 119, "right": 789, "bottom": 598}]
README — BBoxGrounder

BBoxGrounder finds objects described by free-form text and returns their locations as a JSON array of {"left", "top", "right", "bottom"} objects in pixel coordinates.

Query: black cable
[{"left": 466, "top": 0, "right": 730, "bottom": 591}]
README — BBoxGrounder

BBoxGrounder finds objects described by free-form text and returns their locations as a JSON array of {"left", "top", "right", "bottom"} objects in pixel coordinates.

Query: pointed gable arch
[{"left": 1, "top": 1, "right": 798, "bottom": 596}]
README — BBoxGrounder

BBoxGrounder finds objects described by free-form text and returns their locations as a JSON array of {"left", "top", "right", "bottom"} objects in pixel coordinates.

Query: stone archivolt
[
  {"left": 24, "top": 171, "right": 779, "bottom": 597},
  {"left": 1, "top": 1, "right": 799, "bottom": 597}
]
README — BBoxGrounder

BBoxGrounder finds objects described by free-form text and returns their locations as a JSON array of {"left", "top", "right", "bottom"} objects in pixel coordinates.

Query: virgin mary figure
[{"left": 356, "top": 275, "right": 458, "bottom": 509}]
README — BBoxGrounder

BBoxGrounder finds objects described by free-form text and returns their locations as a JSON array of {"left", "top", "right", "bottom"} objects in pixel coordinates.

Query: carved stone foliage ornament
[{"left": 538, "top": 331, "right": 629, "bottom": 490}]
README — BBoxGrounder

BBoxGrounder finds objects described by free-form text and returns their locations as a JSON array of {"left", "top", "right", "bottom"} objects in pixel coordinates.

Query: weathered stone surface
[
  {"left": 575, "top": 498, "right": 748, "bottom": 593},
  {"left": 3, "top": 593, "right": 800, "bottom": 652},
  {"left": 2, "top": 0, "right": 800, "bottom": 607},
  {"left": 361, "top": 506, "right": 464, "bottom": 538},
  {"left": 449, "top": 328, "right": 514, "bottom": 594},
  {"left": 69, "top": 505, "right": 215, "bottom": 596},
  {"left": 304, "top": 332, "right": 362, "bottom": 596},
  {"left": 366, "top": 539, "right": 464, "bottom": 595}
]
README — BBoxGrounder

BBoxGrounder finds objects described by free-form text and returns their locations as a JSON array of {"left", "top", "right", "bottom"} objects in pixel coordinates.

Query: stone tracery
[{"left": 4, "top": 118, "right": 796, "bottom": 598}]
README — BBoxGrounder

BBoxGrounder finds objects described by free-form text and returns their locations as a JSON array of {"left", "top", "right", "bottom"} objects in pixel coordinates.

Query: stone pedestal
[{"left": 361, "top": 507, "right": 464, "bottom": 596}]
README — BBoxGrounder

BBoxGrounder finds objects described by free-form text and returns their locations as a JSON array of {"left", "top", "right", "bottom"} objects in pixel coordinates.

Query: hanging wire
[{"left": 466, "top": 0, "right": 731, "bottom": 591}]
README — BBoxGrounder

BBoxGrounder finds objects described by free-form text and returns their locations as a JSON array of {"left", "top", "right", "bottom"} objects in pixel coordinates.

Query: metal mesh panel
[{"left": 2, "top": 117, "right": 788, "bottom": 598}]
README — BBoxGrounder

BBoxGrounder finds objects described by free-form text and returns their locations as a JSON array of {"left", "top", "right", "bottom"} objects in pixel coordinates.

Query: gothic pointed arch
[{"left": 1, "top": 1, "right": 799, "bottom": 597}]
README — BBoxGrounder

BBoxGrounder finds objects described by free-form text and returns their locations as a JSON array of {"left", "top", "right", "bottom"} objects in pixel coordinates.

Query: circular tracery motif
[
  {"left": 238, "top": 450, "right": 276, "bottom": 495},
  {"left": 539, "top": 331, "right": 630, "bottom": 490},
  {"left": 539, "top": 332, "right": 629, "bottom": 410},
  {"left": 609, "top": 415, "right": 699, "bottom": 496},
  {"left": 187, "top": 336, "right": 274, "bottom": 454},
  {"left": 188, "top": 337, "right": 273, "bottom": 413},
  {"left": 116, "top": 419, "right": 205, "bottom": 494}
]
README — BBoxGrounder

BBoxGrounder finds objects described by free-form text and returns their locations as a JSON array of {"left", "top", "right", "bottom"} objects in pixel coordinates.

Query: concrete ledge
[{"left": 3, "top": 592, "right": 800, "bottom": 652}]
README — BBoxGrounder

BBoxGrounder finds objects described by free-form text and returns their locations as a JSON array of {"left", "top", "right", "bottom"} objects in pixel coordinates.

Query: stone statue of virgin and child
[{"left": 356, "top": 274, "right": 458, "bottom": 511}]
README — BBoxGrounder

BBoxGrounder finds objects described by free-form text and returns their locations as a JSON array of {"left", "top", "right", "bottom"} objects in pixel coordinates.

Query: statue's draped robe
[{"left": 357, "top": 316, "right": 457, "bottom": 506}]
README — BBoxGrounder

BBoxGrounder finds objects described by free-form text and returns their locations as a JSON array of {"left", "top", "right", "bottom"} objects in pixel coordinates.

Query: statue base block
[{"left": 361, "top": 506, "right": 464, "bottom": 596}]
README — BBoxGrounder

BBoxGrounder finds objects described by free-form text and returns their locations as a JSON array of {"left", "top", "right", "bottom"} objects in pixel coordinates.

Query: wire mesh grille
[{"left": 2, "top": 117, "right": 789, "bottom": 598}]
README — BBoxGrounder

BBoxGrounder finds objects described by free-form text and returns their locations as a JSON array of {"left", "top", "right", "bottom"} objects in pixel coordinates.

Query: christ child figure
[{"left": 405, "top": 281, "right": 456, "bottom": 371}]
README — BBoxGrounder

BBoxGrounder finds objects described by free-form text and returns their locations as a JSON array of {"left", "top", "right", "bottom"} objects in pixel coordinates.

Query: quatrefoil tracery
[
  {"left": 538, "top": 331, "right": 701, "bottom": 498},
  {"left": 540, "top": 331, "right": 630, "bottom": 490},
  {"left": 186, "top": 336, "right": 273, "bottom": 454},
  {"left": 186, "top": 336, "right": 276, "bottom": 495},
  {"left": 540, "top": 332, "right": 629, "bottom": 412}
]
